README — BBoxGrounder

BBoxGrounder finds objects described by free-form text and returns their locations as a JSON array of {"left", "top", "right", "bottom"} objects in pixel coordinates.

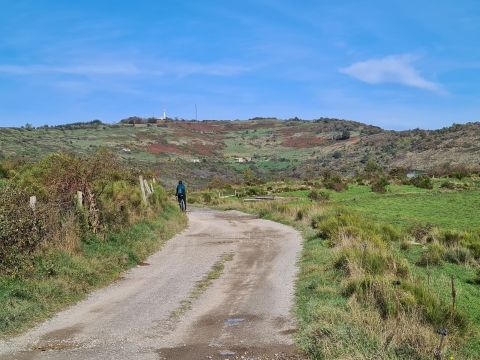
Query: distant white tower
[{"left": 162, "top": 109, "right": 166, "bottom": 120}]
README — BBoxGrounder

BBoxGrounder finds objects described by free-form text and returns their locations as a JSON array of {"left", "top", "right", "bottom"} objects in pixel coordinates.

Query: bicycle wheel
[{"left": 180, "top": 199, "right": 186, "bottom": 212}]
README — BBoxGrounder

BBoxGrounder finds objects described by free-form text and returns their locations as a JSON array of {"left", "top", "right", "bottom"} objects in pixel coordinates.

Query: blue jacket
[{"left": 176, "top": 183, "right": 186, "bottom": 196}]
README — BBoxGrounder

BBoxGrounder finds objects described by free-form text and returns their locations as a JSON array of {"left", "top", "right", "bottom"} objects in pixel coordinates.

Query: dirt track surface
[{"left": 0, "top": 209, "right": 303, "bottom": 360}]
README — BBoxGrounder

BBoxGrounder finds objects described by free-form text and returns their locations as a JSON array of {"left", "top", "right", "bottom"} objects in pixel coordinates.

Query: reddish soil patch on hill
[
  {"left": 147, "top": 143, "right": 185, "bottom": 154},
  {"left": 147, "top": 141, "right": 221, "bottom": 156},
  {"left": 347, "top": 136, "right": 361, "bottom": 144},
  {"left": 174, "top": 122, "right": 222, "bottom": 133},
  {"left": 173, "top": 128, "right": 224, "bottom": 142},
  {"left": 282, "top": 135, "right": 326, "bottom": 148},
  {"left": 190, "top": 142, "right": 220, "bottom": 156}
]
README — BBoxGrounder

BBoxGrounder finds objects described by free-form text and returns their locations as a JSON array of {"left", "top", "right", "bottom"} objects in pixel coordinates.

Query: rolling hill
[{"left": 1, "top": 118, "right": 479, "bottom": 187}]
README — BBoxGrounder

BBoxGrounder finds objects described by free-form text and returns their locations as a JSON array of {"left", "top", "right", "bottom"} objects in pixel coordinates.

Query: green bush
[
  {"left": 408, "top": 223, "right": 434, "bottom": 242},
  {"left": 246, "top": 186, "right": 262, "bottom": 196},
  {"left": 323, "top": 173, "right": 348, "bottom": 192},
  {"left": 98, "top": 180, "right": 153, "bottom": 230},
  {"left": 307, "top": 190, "right": 330, "bottom": 201},
  {"left": 370, "top": 176, "right": 389, "bottom": 193},
  {"left": 295, "top": 209, "right": 304, "bottom": 221},
  {"left": 440, "top": 180, "right": 456, "bottom": 189},
  {"left": 0, "top": 151, "right": 169, "bottom": 274},
  {"left": 0, "top": 163, "right": 8, "bottom": 179},
  {"left": 410, "top": 175, "right": 433, "bottom": 189},
  {"left": 0, "top": 186, "right": 48, "bottom": 273},
  {"left": 202, "top": 192, "right": 212, "bottom": 204},
  {"left": 471, "top": 269, "right": 480, "bottom": 285}
]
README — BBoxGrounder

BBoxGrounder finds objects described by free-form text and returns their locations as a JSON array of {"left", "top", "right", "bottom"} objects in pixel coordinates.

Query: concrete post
[
  {"left": 29, "top": 196, "right": 36, "bottom": 210},
  {"left": 77, "top": 191, "right": 83, "bottom": 208},
  {"left": 139, "top": 175, "right": 147, "bottom": 203}
]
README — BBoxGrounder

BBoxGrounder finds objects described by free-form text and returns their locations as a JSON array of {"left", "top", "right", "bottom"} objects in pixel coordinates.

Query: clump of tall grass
[
  {"left": 313, "top": 206, "right": 469, "bottom": 347},
  {"left": 417, "top": 243, "right": 446, "bottom": 266}
]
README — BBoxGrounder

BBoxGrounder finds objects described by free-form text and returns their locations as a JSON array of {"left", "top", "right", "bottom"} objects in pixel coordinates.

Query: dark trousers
[{"left": 177, "top": 194, "right": 186, "bottom": 210}]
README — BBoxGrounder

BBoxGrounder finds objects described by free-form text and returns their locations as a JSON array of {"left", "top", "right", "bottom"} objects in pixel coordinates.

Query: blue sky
[{"left": 0, "top": 0, "right": 479, "bottom": 129}]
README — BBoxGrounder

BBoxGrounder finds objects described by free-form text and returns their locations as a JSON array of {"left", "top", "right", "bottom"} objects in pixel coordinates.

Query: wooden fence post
[{"left": 29, "top": 196, "right": 37, "bottom": 210}]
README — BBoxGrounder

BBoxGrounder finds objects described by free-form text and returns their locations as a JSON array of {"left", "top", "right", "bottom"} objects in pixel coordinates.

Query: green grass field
[
  {"left": 281, "top": 182, "right": 480, "bottom": 231},
  {"left": 207, "top": 177, "right": 480, "bottom": 359}
]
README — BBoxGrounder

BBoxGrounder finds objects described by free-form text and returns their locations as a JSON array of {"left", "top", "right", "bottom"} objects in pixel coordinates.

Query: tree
[
  {"left": 208, "top": 176, "right": 225, "bottom": 189},
  {"left": 364, "top": 159, "right": 383, "bottom": 178},
  {"left": 243, "top": 168, "right": 257, "bottom": 185},
  {"left": 335, "top": 130, "right": 350, "bottom": 140}
]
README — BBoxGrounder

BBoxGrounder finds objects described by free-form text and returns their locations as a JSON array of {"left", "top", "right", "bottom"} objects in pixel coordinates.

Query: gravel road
[{"left": 0, "top": 208, "right": 303, "bottom": 360}]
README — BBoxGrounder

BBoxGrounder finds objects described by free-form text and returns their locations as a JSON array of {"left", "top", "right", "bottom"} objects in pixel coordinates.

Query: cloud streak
[
  {"left": 0, "top": 61, "right": 250, "bottom": 78},
  {"left": 340, "top": 54, "right": 443, "bottom": 93}
]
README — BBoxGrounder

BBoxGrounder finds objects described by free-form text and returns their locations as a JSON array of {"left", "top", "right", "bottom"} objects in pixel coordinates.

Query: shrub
[
  {"left": 410, "top": 175, "right": 433, "bottom": 189},
  {"left": 323, "top": 173, "right": 348, "bottom": 192},
  {"left": 451, "top": 169, "right": 469, "bottom": 180},
  {"left": 440, "top": 180, "right": 456, "bottom": 189},
  {"left": 0, "top": 163, "right": 8, "bottom": 178},
  {"left": 470, "top": 269, "right": 480, "bottom": 284},
  {"left": 202, "top": 193, "right": 212, "bottom": 204},
  {"left": 188, "top": 194, "right": 199, "bottom": 204},
  {"left": 370, "top": 177, "right": 389, "bottom": 193},
  {"left": 408, "top": 223, "right": 434, "bottom": 242},
  {"left": 98, "top": 180, "right": 144, "bottom": 230},
  {"left": 307, "top": 190, "right": 330, "bottom": 202},
  {"left": 0, "top": 186, "right": 48, "bottom": 273},
  {"left": 208, "top": 176, "right": 226, "bottom": 189},
  {"left": 364, "top": 159, "right": 383, "bottom": 179},
  {"left": 389, "top": 167, "right": 408, "bottom": 180},
  {"left": 310, "top": 213, "right": 325, "bottom": 229},
  {"left": 295, "top": 209, "right": 304, "bottom": 221}
]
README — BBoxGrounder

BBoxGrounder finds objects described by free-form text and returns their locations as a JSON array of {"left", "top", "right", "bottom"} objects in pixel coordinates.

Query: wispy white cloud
[
  {"left": 0, "top": 63, "right": 140, "bottom": 76},
  {"left": 0, "top": 61, "right": 250, "bottom": 78},
  {"left": 340, "top": 54, "right": 444, "bottom": 93}
]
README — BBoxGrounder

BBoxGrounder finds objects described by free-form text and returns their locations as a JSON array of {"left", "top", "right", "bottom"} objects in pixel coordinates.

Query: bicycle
[{"left": 178, "top": 195, "right": 186, "bottom": 212}]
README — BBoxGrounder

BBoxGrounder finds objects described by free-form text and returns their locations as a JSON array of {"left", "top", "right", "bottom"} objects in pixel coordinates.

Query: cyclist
[{"left": 175, "top": 180, "right": 187, "bottom": 211}]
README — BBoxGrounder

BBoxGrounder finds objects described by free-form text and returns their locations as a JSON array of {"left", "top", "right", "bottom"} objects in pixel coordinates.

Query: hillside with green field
[{"left": 1, "top": 118, "right": 479, "bottom": 187}]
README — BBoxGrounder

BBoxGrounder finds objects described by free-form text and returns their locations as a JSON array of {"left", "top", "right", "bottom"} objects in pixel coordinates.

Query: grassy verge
[
  {"left": 0, "top": 203, "right": 187, "bottom": 338},
  {"left": 207, "top": 183, "right": 480, "bottom": 359}
]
